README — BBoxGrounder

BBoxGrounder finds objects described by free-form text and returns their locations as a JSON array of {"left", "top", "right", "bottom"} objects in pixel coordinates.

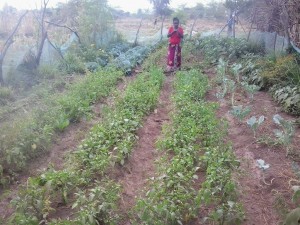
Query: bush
[
  {"left": 195, "top": 36, "right": 264, "bottom": 64},
  {"left": 37, "top": 64, "right": 63, "bottom": 80},
  {"left": 59, "top": 53, "right": 86, "bottom": 74},
  {"left": 261, "top": 54, "right": 300, "bottom": 87},
  {"left": 0, "top": 86, "right": 14, "bottom": 105}
]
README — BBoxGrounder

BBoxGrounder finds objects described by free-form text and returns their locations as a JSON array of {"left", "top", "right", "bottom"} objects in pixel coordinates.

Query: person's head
[{"left": 173, "top": 17, "right": 179, "bottom": 29}]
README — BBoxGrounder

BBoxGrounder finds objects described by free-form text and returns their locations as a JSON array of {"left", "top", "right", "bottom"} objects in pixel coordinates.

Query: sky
[{"left": 0, "top": 0, "right": 211, "bottom": 13}]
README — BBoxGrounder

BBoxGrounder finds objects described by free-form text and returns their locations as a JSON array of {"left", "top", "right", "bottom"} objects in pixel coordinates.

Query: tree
[
  {"left": 34, "top": 0, "right": 50, "bottom": 67},
  {"left": 189, "top": 3, "right": 205, "bottom": 38},
  {"left": 0, "top": 11, "right": 27, "bottom": 86},
  {"left": 149, "top": 0, "right": 172, "bottom": 40}
]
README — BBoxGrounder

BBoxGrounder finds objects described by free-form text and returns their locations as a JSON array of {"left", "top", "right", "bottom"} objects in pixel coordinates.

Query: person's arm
[
  {"left": 177, "top": 28, "right": 184, "bottom": 38},
  {"left": 167, "top": 27, "right": 176, "bottom": 38}
]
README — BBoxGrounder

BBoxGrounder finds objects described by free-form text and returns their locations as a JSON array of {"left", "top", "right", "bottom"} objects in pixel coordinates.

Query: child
[{"left": 166, "top": 17, "right": 184, "bottom": 72}]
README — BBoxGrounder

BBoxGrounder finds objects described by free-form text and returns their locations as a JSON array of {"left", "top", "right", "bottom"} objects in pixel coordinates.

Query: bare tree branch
[
  {"left": 1, "top": 11, "right": 28, "bottom": 58},
  {"left": 45, "top": 20, "right": 81, "bottom": 44},
  {"left": 47, "top": 38, "right": 64, "bottom": 60},
  {"left": 0, "top": 11, "right": 28, "bottom": 86}
]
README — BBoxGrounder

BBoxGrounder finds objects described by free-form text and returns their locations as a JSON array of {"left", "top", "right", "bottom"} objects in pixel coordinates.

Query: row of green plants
[
  {"left": 9, "top": 67, "right": 164, "bottom": 225},
  {"left": 134, "top": 69, "right": 242, "bottom": 225},
  {"left": 194, "top": 35, "right": 264, "bottom": 65},
  {"left": 0, "top": 67, "right": 123, "bottom": 186},
  {"left": 208, "top": 45, "right": 298, "bottom": 223},
  {"left": 196, "top": 35, "right": 300, "bottom": 116},
  {"left": 212, "top": 58, "right": 296, "bottom": 157}
]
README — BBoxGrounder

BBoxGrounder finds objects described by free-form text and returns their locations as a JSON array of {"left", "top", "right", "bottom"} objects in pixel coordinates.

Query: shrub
[
  {"left": 59, "top": 53, "right": 86, "bottom": 74},
  {"left": 37, "top": 64, "right": 62, "bottom": 79},
  {"left": 261, "top": 54, "right": 300, "bottom": 87},
  {"left": 0, "top": 86, "right": 14, "bottom": 105}
]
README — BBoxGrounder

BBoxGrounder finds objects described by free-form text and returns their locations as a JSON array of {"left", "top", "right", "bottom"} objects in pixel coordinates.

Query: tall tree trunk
[
  {"left": 0, "top": 11, "right": 28, "bottom": 86},
  {"left": 247, "top": 10, "right": 256, "bottom": 41},
  {"left": 280, "top": 5, "right": 292, "bottom": 51},
  {"left": 34, "top": 0, "right": 49, "bottom": 67},
  {"left": 36, "top": 32, "right": 48, "bottom": 67}
]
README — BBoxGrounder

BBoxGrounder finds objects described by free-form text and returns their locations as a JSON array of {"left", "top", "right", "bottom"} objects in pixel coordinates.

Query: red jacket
[{"left": 168, "top": 27, "right": 184, "bottom": 44}]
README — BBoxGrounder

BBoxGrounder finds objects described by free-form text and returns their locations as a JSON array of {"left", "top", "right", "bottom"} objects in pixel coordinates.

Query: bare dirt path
[
  {"left": 112, "top": 75, "right": 174, "bottom": 225},
  {"left": 0, "top": 73, "right": 138, "bottom": 222},
  {"left": 204, "top": 67, "right": 300, "bottom": 225}
]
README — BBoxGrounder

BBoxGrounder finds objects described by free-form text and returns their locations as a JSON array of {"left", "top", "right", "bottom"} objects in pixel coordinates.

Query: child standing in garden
[{"left": 166, "top": 17, "right": 184, "bottom": 72}]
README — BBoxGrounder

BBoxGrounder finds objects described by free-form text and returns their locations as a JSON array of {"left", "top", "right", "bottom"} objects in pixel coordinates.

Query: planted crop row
[
  {"left": 10, "top": 67, "right": 164, "bottom": 225},
  {"left": 134, "top": 69, "right": 241, "bottom": 225},
  {"left": 0, "top": 67, "right": 123, "bottom": 180},
  {"left": 1, "top": 68, "right": 124, "bottom": 184}
]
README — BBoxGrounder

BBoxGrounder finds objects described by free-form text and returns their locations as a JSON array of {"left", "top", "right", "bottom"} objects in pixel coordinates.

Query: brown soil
[
  {"left": 203, "top": 68, "right": 300, "bottom": 225},
  {"left": 112, "top": 75, "right": 174, "bottom": 225},
  {"left": 0, "top": 74, "right": 137, "bottom": 222},
  {"left": 115, "top": 17, "right": 249, "bottom": 43}
]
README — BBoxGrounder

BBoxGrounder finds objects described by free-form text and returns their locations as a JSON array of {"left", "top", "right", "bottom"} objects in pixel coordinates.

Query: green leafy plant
[
  {"left": 231, "top": 63, "right": 242, "bottom": 83},
  {"left": 72, "top": 181, "right": 120, "bottom": 225},
  {"left": 39, "top": 169, "right": 78, "bottom": 205},
  {"left": 10, "top": 178, "right": 54, "bottom": 224},
  {"left": 247, "top": 115, "right": 265, "bottom": 138},
  {"left": 135, "top": 69, "right": 242, "bottom": 225},
  {"left": 230, "top": 105, "right": 251, "bottom": 122},
  {"left": 242, "top": 82, "right": 260, "bottom": 101},
  {"left": 227, "top": 79, "right": 236, "bottom": 106},
  {"left": 273, "top": 114, "right": 295, "bottom": 155},
  {"left": 216, "top": 78, "right": 236, "bottom": 105},
  {"left": 0, "top": 67, "right": 123, "bottom": 177},
  {"left": 216, "top": 58, "right": 228, "bottom": 84}
]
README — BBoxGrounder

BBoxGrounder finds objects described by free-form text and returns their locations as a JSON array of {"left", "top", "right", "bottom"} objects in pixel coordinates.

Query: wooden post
[{"left": 134, "top": 17, "right": 143, "bottom": 46}]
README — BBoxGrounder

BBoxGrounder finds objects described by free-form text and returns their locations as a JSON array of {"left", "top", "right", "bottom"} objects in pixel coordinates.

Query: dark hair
[{"left": 173, "top": 17, "right": 179, "bottom": 23}]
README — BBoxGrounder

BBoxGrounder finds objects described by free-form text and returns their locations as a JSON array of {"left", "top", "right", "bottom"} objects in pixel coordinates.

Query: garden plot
[{"left": 1, "top": 24, "right": 300, "bottom": 225}]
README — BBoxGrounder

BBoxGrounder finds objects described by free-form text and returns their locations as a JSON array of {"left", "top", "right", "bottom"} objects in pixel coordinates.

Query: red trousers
[{"left": 167, "top": 44, "right": 181, "bottom": 69}]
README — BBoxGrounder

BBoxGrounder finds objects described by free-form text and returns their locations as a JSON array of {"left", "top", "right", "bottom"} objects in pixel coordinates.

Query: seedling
[
  {"left": 216, "top": 58, "right": 228, "bottom": 84},
  {"left": 230, "top": 105, "right": 251, "bottom": 122},
  {"left": 273, "top": 114, "right": 295, "bottom": 156},
  {"left": 231, "top": 63, "right": 242, "bottom": 83},
  {"left": 227, "top": 79, "right": 236, "bottom": 106},
  {"left": 256, "top": 159, "right": 273, "bottom": 185},
  {"left": 247, "top": 115, "right": 265, "bottom": 138},
  {"left": 242, "top": 82, "right": 260, "bottom": 101},
  {"left": 216, "top": 78, "right": 236, "bottom": 104},
  {"left": 256, "top": 159, "right": 270, "bottom": 171}
]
